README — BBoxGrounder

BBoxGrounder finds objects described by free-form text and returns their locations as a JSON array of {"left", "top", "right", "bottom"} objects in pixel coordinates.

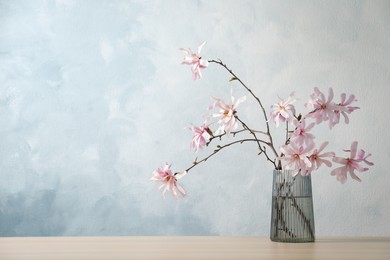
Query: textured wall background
[{"left": 0, "top": 0, "right": 389, "bottom": 236}]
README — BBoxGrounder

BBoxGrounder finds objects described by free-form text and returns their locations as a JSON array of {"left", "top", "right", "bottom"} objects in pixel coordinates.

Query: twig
[
  {"left": 235, "top": 116, "right": 277, "bottom": 168},
  {"left": 285, "top": 121, "right": 289, "bottom": 145},
  {"left": 184, "top": 138, "right": 266, "bottom": 173},
  {"left": 208, "top": 59, "right": 279, "bottom": 162},
  {"left": 206, "top": 128, "right": 267, "bottom": 147}
]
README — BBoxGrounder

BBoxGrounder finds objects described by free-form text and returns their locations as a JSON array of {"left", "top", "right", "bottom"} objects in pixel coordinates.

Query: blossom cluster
[
  {"left": 271, "top": 89, "right": 369, "bottom": 179},
  {"left": 151, "top": 42, "right": 373, "bottom": 199}
]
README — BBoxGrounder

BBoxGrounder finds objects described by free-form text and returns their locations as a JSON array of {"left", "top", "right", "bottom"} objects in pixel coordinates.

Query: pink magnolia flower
[
  {"left": 269, "top": 93, "right": 297, "bottom": 127},
  {"left": 150, "top": 163, "right": 187, "bottom": 199},
  {"left": 305, "top": 87, "right": 337, "bottom": 128},
  {"left": 331, "top": 141, "right": 373, "bottom": 183},
  {"left": 333, "top": 93, "right": 359, "bottom": 125},
  {"left": 188, "top": 122, "right": 213, "bottom": 152},
  {"left": 308, "top": 142, "right": 335, "bottom": 173},
  {"left": 290, "top": 119, "right": 315, "bottom": 146},
  {"left": 279, "top": 142, "right": 314, "bottom": 176},
  {"left": 180, "top": 42, "right": 209, "bottom": 80},
  {"left": 209, "top": 90, "right": 246, "bottom": 135}
]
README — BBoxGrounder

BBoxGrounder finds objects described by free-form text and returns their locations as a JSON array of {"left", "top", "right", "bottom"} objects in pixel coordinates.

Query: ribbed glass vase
[{"left": 270, "top": 169, "right": 315, "bottom": 243}]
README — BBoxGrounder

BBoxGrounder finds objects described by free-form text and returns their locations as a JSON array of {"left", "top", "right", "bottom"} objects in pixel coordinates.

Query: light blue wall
[{"left": 1, "top": 0, "right": 389, "bottom": 236}]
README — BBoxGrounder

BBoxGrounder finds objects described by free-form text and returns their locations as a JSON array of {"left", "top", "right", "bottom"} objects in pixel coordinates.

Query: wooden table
[{"left": 1, "top": 237, "right": 389, "bottom": 259}]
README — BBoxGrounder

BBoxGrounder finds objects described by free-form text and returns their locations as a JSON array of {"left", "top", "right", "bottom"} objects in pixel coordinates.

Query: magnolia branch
[
  {"left": 206, "top": 128, "right": 268, "bottom": 147},
  {"left": 235, "top": 115, "right": 277, "bottom": 168},
  {"left": 208, "top": 59, "right": 279, "bottom": 162},
  {"left": 285, "top": 121, "right": 289, "bottom": 145},
  {"left": 183, "top": 138, "right": 268, "bottom": 173}
]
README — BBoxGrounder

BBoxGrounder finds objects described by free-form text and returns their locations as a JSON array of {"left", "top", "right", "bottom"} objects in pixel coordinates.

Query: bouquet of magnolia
[{"left": 151, "top": 42, "right": 374, "bottom": 199}]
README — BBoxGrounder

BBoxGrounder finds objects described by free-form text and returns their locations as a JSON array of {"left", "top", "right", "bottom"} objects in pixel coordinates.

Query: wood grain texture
[{"left": 1, "top": 237, "right": 389, "bottom": 260}]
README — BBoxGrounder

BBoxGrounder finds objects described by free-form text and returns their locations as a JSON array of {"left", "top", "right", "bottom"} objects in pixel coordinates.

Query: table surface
[{"left": 1, "top": 236, "right": 389, "bottom": 260}]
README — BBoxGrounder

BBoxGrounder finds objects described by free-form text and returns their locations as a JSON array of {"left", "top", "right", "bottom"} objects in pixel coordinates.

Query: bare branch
[
  {"left": 209, "top": 59, "right": 279, "bottom": 160},
  {"left": 185, "top": 138, "right": 267, "bottom": 173}
]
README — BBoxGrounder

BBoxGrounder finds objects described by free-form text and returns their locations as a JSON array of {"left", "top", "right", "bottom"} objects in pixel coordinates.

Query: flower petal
[
  {"left": 350, "top": 141, "right": 358, "bottom": 158},
  {"left": 175, "top": 171, "right": 188, "bottom": 180},
  {"left": 197, "top": 41, "right": 206, "bottom": 54}
]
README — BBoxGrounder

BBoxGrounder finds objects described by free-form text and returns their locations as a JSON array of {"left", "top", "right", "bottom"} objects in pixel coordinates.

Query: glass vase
[{"left": 270, "top": 169, "right": 315, "bottom": 242}]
